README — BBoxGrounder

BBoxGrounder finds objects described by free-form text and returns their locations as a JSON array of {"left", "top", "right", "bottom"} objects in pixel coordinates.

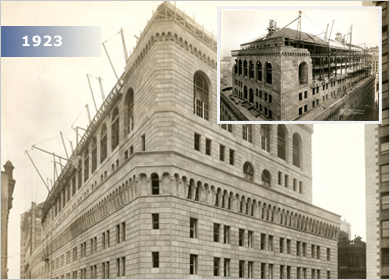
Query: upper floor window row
[
  {"left": 234, "top": 60, "right": 271, "bottom": 84},
  {"left": 277, "top": 125, "right": 303, "bottom": 169}
]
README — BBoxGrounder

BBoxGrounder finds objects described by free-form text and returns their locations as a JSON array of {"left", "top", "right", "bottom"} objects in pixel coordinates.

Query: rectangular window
[
  {"left": 214, "top": 257, "right": 220, "bottom": 276},
  {"left": 269, "top": 95, "right": 272, "bottom": 103},
  {"left": 152, "top": 213, "right": 159, "bottom": 230},
  {"left": 297, "top": 241, "right": 301, "bottom": 256},
  {"left": 106, "top": 231, "right": 110, "bottom": 248},
  {"left": 239, "top": 261, "right": 245, "bottom": 278},
  {"left": 287, "top": 266, "right": 291, "bottom": 279},
  {"left": 213, "top": 223, "right": 220, "bottom": 242},
  {"left": 312, "top": 245, "right": 315, "bottom": 258},
  {"left": 327, "top": 248, "right": 331, "bottom": 261},
  {"left": 102, "top": 232, "right": 106, "bottom": 250},
  {"left": 299, "top": 107, "right": 302, "bottom": 115},
  {"left": 190, "top": 254, "right": 198, "bottom": 275},
  {"left": 122, "top": 223, "right": 125, "bottom": 242},
  {"left": 382, "top": 248, "right": 389, "bottom": 266},
  {"left": 312, "top": 101, "right": 315, "bottom": 108},
  {"left": 312, "top": 88, "right": 315, "bottom": 95},
  {"left": 382, "top": 220, "right": 389, "bottom": 238},
  {"left": 269, "top": 264, "right": 274, "bottom": 279},
  {"left": 317, "top": 269, "right": 320, "bottom": 279},
  {"left": 287, "top": 239, "right": 291, "bottom": 254},
  {"left": 261, "top": 233, "right": 266, "bottom": 250},
  {"left": 303, "top": 268, "right": 307, "bottom": 279},
  {"left": 285, "top": 175, "right": 288, "bottom": 188},
  {"left": 304, "top": 91, "right": 307, "bottom": 98},
  {"left": 302, "top": 243, "right": 306, "bottom": 257},
  {"left": 116, "top": 224, "right": 120, "bottom": 244},
  {"left": 219, "top": 145, "right": 225, "bottom": 161},
  {"left": 381, "top": 164, "right": 389, "bottom": 182},
  {"left": 327, "top": 271, "right": 331, "bottom": 279},
  {"left": 304, "top": 105, "right": 307, "bottom": 112},
  {"left": 299, "top": 181, "right": 303, "bottom": 194},
  {"left": 265, "top": 92, "right": 268, "bottom": 101},
  {"left": 152, "top": 252, "right": 159, "bottom": 268},
  {"left": 190, "top": 218, "right": 197, "bottom": 239},
  {"left": 229, "top": 149, "right": 235, "bottom": 165},
  {"left": 280, "top": 237, "right": 284, "bottom": 253},
  {"left": 239, "top": 229, "right": 245, "bottom": 246},
  {"left": 268, "top": 235, "right": 273, "bottom": 251},
  {"left": 116, "top": 258, "right": 120, "bottom": 277},
  {"left": 311, "top": 269, "right": 315, "bottom": 279},
  {"left": 224, "top": 259, "right": 230, "bottom": 277},
  {"left": 206, "top": 138, "right": 211, "bottom": 156},
  {"left": 224, "top": 225, "right": 230, "bottom": 244},
  {"left": 317, "top": 245, "right": 321, "bottom": 259},
  {"left": 280, "top": 265, "right": 285, "bottom": 279},
  {"left": 297, "top": 267, "right": 301, "bottom": 279},
  {"left": 248, "top": 261, "right": 254, "bottom": 278},
  {"left": 248, "top": 231, "right": 253, "bottom": 248},
  {"left": 299, "top": 93, "right": 302, "bottom": 100},
  {"left": 141, "top": 134, "right": 146, "bottom": 151},
  {"left": 278, "top": 172, "right": 282, "bottom": 185},
  {"left": 121, "top": 257, "right": 125, "bottom": 276},
  {"left": 382, "top": 193, "right": 389, "bottom": 210},
  {"left": 194, "top": 133, "right": 201, "bottom": 151},
  {"left": 293, "top": 179, "right": 297, "bottom": 191}
]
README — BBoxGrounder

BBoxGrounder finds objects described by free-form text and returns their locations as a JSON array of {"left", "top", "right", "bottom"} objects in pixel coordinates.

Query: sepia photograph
[
  {"left": 219, "top": 7, "right": 381, "bottom": 122},
  {"left": 0, "top": 1, "right": 388, "bottom": 279}
]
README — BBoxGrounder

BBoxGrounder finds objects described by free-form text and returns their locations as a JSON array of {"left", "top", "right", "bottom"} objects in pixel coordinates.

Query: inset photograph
[{"left": 219, "top": 8, "right": 381, "bottom": 122}]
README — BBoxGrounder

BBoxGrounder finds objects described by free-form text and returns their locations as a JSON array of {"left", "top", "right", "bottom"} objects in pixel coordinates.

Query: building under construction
[{"left": 223, "top": 12, "right": 377, "bottom": 121}]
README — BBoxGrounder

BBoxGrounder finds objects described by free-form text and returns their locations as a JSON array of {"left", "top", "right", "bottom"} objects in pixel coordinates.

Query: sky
[
  {"left": 221, "top": 8, "right": 380, "bottom": 57},
  {"left": 1, "top": 1, "right": 372, "bottom": 279}
]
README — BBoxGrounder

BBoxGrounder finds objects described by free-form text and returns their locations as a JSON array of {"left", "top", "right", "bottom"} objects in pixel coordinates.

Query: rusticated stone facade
[{"left": 28, "top": 2, "right": 340, "bottom": 279}]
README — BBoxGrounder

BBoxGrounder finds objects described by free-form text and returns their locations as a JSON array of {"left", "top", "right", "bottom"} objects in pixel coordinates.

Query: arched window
[
  {"left": 249, "top": 61, "right": 254, "bottom": 78},
  {"left": 151, "top": 173, "right": 159, "bottom": 195},
  {"left": 262, "top": 170, "right": 271, "bottom": 188},
  {"left": 299, "top": 62, "right": 308, "bottom": 84},
  {"left": 266, "top": 62, "right": 272, "bottom": 84},
  {"left": 244, "top": 86, "right": 248, "bottom": 100},
  {"left": 194, "top": 71, "right": 209, "bottom": 120},
  {"left": 92, "top": 137, "right": 97, "bottom": 173},
  {"left": 257, "top": 61, "right": 262, "bottom": 81},
  {"left": 243, "top": 162, "right": 254, "bottom": 181},
  {"left": 234, "top": 60, "right": 238, "bottom": 74},
  {"left": 111, "top": 107, "right": 119, "bottom": 151},
  {"left": 77, "top": 159, "right": 82, "bottom": 190},
  {"left": 239, "top": 60, "right": 242, "bottom": 75},
  {"left": 249, "top": 88, "right": 254, "bottom": 104},
  {"left": 277, "top": 125, "right": 287, "bottom": 160},
  {"left": 84, "top": 149, "right": 89, "bottom": 182},
  {"left": 100, "top": 123, "right": 107, "bottom": 163},
  {"left": 125, "top": 88, "right": 134, "bottom": 134},
  {"left": 293, "top": 133, "right": 302, "bottom": 168},
  {"left": 243, "top": 60, "right": 248, "bottom": 77},
  {"left": 261, "top": 125, "right": 271, "bottom": 152}
]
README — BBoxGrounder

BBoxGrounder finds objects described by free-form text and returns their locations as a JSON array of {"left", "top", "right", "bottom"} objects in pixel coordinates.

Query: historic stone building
[
  {"left": 27, "top": 2, "right": 340, "bottom": 279},
  {"left": 364, "top": 1, "right": 389, "bottom": 279},
  {"left": 226, "top": 18, "right": 376, "bottom": 121},
  {"left": 337, "top": 233, "right": 366, "bottom": 279},
  {"left": 20, "top": 202, "right": 44, "bottom": 279}
]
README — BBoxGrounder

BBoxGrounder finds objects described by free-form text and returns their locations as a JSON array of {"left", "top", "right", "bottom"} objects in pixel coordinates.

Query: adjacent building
[
  {"left": 338, "top": 233, "right": 366, "bottom": 279},
  {"left": 364, "top": 1, "right": 389, "bottom": 279},
  {"left": 20, "top": 202, "right": 44, "bottom": 279},
  {"left": 340, "top": 219, "right": 352, "bottom": 240},
  {"left": 224, "top": 16, "right": 376, "bottom": 121},
  {"left": 27, "top": 2, "right": 340, "bottom": 279},
  {"left": 1, "top": 161, "right": 16, "bottom": 279}
]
